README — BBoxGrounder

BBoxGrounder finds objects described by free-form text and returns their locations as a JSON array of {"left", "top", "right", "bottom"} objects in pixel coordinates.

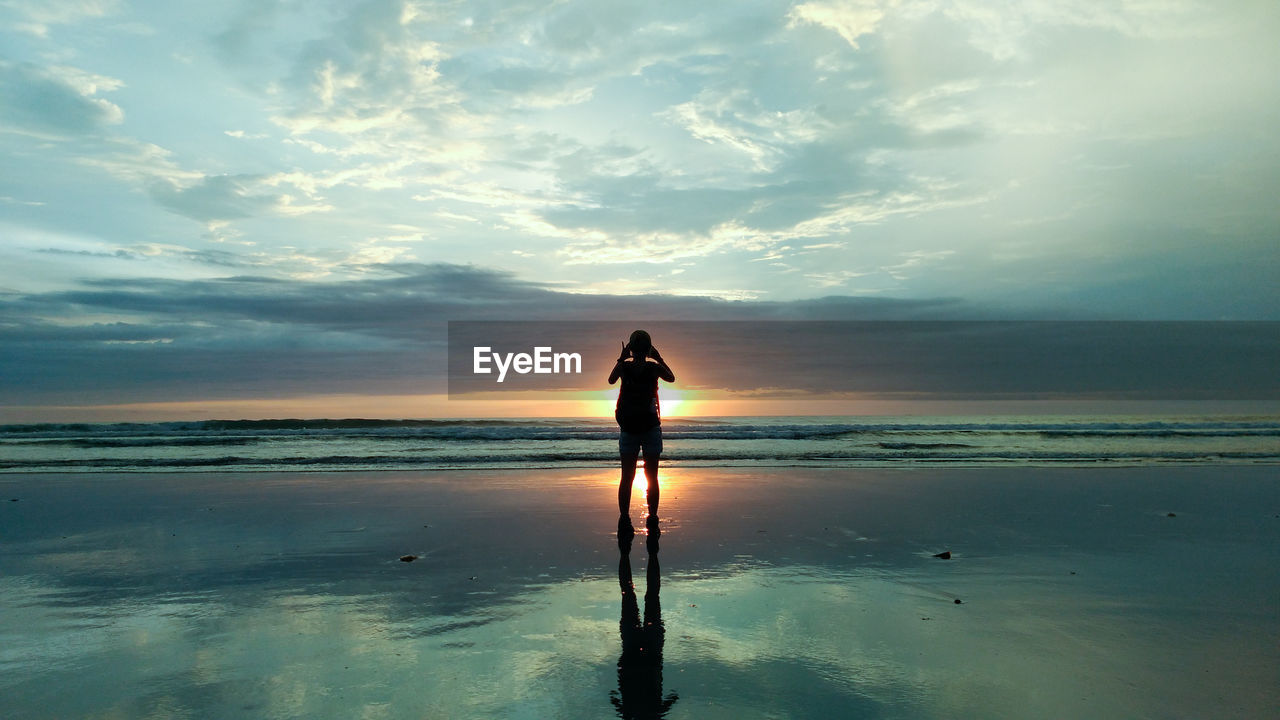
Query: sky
[{"left": 1, "top": 0, "right": 1277, "bottom": 420}]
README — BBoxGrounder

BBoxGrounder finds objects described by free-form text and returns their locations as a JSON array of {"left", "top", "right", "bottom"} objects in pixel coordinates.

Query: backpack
[{"left": 615, "top": 363, "right": 660, "bottom": 433}]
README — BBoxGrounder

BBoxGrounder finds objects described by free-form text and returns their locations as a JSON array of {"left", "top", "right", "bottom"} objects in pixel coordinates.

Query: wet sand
[{"left": 1, "top": 466, "right": 1277, "bottom": 719}]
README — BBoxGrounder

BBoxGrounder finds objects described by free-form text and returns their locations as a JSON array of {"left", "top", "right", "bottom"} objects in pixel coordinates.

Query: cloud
[
  {"left": 191, "top": 0, "right": 1107, "bottom": 291},
  {"left": 789, "top": 1, "right": 1215, "bottom": 60},
  {"left": 37, "top": 247, "right": 140, "bottom": 261},
  {"left": 0, "top": 61, "right": 124, "bottom": 137},
  {"left": 0, "top": 262, "right": 981, "bottom": 402},
  {"left": 148, "top": 175, "right": 280, "bottom": 223},
  {"left": 788, "top": 0, "right": 896, "bottom": 50},
  {"left": 2, "top": 0, "right": 1279, "bottom": 339},
  {"left": 148, "top": 172, "right": 338, "bottom": 224},
  {"left": 211, "top": 0, "right": 281, "bottom": 64},
  {"left": 0, "top": 0, "right": 120, "bottom": 37},
  {"left": 658, "top": 88, "right": 833, "bottom": 173},
  {"left": 804, "top": 269, "right": 871, "bottom": 288},
  {"left": 4, "top": 261, "right": 1275, "bottom": 407},
  {"left": 206, "top": 1, "right": 903, "bottom": 256},
  {"left": 266, "top": 0, "right": 456, "bottom": 140},
  {"left": 0, "top": 195, "right": 45, "bottom": 206},
  {"left": 71, "top": 138, "right": 199, "bottom": 185}
]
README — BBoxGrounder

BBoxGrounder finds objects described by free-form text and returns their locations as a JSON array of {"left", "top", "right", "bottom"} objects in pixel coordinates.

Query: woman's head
[{"left": 628, "top": 329, "right": 652, "bottom": 358}]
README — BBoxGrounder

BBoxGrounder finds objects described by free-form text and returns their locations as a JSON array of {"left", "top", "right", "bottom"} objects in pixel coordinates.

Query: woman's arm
[
  {"left": 608, "top": 342, "right": 629, "bottom": 384},
  {"left": 650, "top": 347, "right": 675, "bottom": 382}
]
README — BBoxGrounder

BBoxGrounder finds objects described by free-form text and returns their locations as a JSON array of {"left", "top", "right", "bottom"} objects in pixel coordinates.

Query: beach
[{"left": 2, "top": 466, "right": 1277, "bottom": 719}]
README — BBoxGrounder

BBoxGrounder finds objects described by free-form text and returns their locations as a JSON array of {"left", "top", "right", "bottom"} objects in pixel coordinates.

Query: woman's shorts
[{"left": 619, "top": 425, "right": 662, "bottom": 459}]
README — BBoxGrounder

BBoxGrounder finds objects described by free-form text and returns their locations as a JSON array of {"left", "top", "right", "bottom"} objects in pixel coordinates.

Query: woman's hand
[
  {"left": 617, "top": 341, "right": 630, "bottom": 362},
  {"left": 649, "top": 346, "right": 663, "bottom": 362}
]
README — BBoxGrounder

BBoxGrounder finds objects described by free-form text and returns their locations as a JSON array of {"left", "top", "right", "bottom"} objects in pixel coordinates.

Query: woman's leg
[
  {"left": 619, "top": 453, "right": 638, "bottom": 517},
  {"left": 643, "top": 454, "right": 660, "bottom": 516}
]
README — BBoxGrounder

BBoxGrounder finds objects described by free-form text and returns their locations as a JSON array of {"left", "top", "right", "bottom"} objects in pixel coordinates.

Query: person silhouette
[
  {"left": 611, "top": 529, "right": 677, "bottom": 718},
  {"left": 609, "top": 330, "right": 675, "bottom": 536}
]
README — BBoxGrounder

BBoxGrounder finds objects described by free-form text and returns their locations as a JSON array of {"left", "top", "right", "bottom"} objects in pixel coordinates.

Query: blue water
[{"left": 1, "top": 415, "right": 1277, "bottom": 472}]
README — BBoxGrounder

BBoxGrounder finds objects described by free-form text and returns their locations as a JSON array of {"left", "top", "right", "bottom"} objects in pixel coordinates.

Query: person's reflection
[{"left": 610, "top": 527, "right": 677, "bottom": 718}]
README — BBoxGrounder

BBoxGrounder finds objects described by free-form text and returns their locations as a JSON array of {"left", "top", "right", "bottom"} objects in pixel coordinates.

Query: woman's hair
[{"left": 628, "top": 329, "right": 652, "bottom": 355}]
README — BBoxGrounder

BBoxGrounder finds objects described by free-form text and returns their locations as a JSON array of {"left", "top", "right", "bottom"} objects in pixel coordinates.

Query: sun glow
[
  {"left": 596, "top": 385, "right": 692, "bottom": 419},
  {"left": 657, "top": 386, "right": 686, "bottom": 417}
]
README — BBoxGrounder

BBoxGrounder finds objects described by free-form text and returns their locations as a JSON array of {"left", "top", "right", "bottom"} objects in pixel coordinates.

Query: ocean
[{"left": 2, "top": 415, "right": 1277, "bottom": 472}]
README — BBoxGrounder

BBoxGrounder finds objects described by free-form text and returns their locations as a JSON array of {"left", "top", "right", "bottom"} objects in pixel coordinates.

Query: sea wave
[
  {"left": 2, "top": 449, "right": 1277, "bottom": 472},
  {"left": 4, "top": 418, "right": 1278, "bottom": 442},
  {"left": 8, "top": 437, "right": 266, "bottom": 448},
  {"left": 3, "top": 416, "right": 1277, "bottom": 471}
]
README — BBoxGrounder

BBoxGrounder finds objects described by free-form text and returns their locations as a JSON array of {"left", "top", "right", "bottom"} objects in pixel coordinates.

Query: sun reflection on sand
[{"left": 593, "top": 463, "right": 690, "bottom": 522}]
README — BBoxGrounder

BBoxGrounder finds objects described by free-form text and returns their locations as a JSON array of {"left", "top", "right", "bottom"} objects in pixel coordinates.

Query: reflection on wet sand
[
  {"left": 611, "top": 523, "right": 677, "bottom": 719},
  {"left": 4, "top": 468, "right": 1277, "bottom": 718}
]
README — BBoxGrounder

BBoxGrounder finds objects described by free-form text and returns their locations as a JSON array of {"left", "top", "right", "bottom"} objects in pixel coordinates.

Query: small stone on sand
[
  {"left": 399, "top": 555, "right": 417, "bottom": 562},
  {"left": 1167, "top": 512, "right": 1176, "bottom": 517},
  {"left": 954, "top": 598, "right": 963, "bottom": 604},
  {"left": 933, "top": 551, "right": 952, "bottom": 559}
]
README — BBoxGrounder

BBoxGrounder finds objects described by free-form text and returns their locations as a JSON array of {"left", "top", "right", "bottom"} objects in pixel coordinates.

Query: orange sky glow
[{"left": 0, "top": 391, "right": 1261, "bottom": 425}]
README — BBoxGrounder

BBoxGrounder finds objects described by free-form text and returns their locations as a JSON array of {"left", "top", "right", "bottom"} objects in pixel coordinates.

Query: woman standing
[{"left": 609, "top": 330, "right": 675, "bottom": 535}]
